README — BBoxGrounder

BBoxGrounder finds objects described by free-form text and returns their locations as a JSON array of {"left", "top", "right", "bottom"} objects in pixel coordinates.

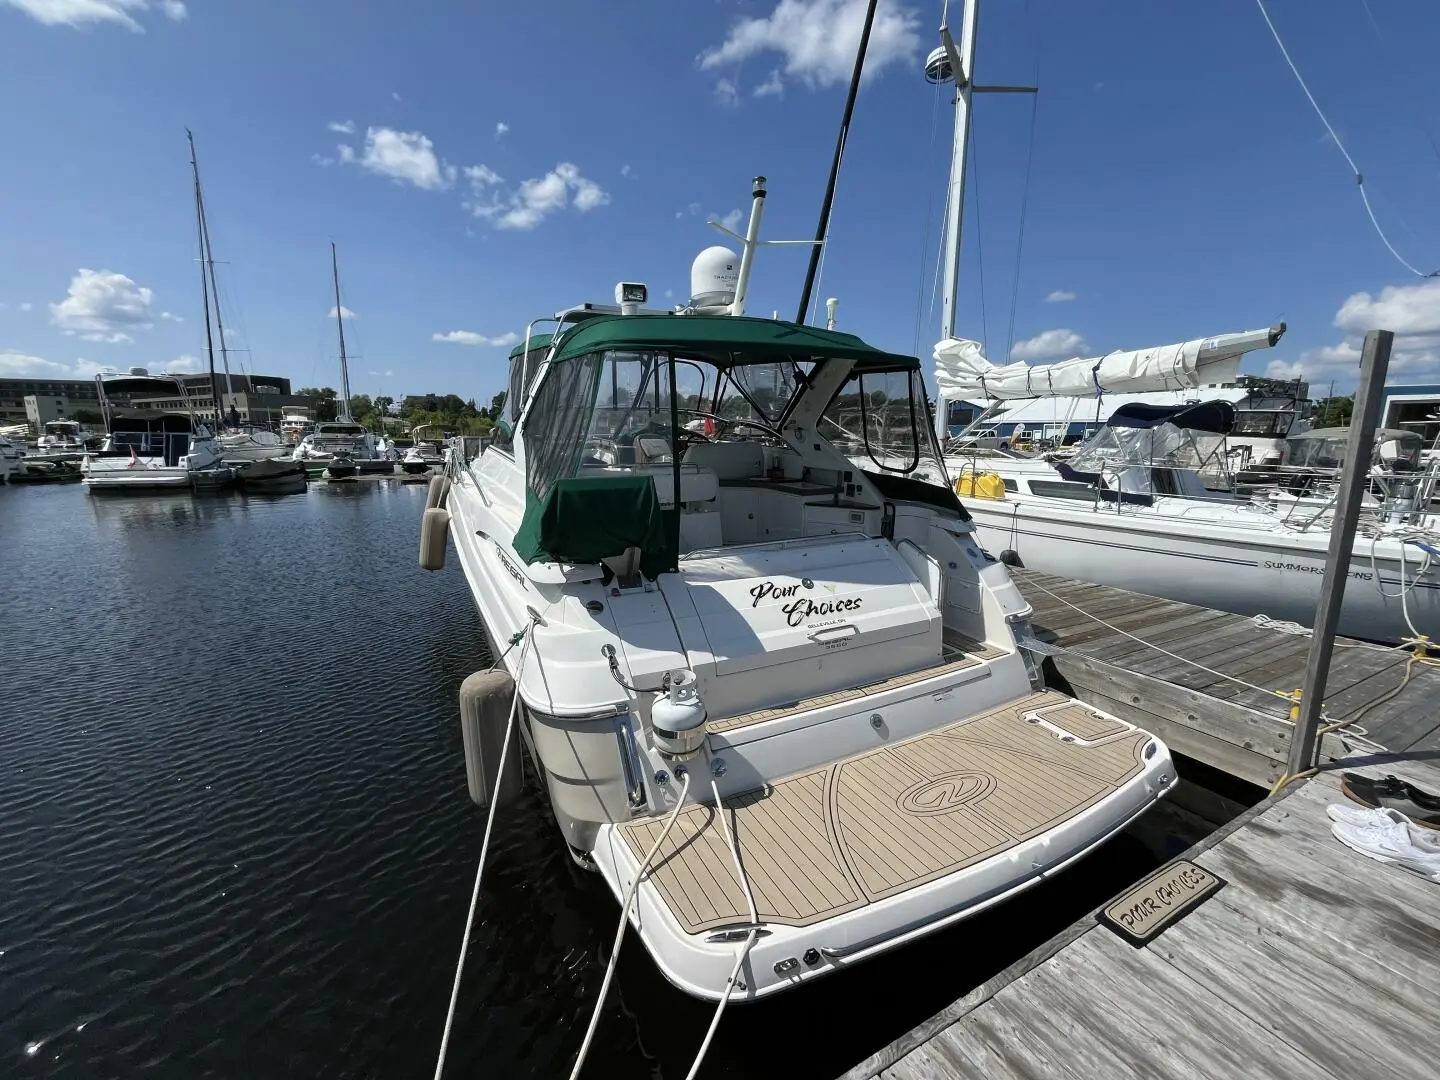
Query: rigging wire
[
  {"left": 1253, "top": 0, "right": 1439, "bottom": 278},
  {"left": 968, "top": 112, "right": 990, "bottom": 355},
  {"left": 1004, "top": 0, "right": 1040, "bottom": 364},
  {"left": 1004, "top": 91, "right": 1040, "bottom": 366},
  {"left": 912, "top": 79, "right": 946, "bottom": 357}
]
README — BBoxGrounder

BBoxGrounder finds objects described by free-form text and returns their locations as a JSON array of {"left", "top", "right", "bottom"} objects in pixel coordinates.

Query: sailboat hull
[{"left": 964, "top": 498, "right": 1440, "bottom": 643}]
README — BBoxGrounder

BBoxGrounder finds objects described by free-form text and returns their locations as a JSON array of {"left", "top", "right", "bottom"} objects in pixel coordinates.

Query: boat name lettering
[
  {"left": 1115, "top": 866, "right": 1211, "bottom": 928},
  {"left": 747, "top": 582, "right": 861, "bottom": 627},
  {"left": 1262, "top": 559, "right": 1372, "bottom": 582}
]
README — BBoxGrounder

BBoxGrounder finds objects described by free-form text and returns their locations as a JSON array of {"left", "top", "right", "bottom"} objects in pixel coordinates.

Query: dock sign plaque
[{"left": 1098, "top": 859, "right": 1225, "bottom": 946}]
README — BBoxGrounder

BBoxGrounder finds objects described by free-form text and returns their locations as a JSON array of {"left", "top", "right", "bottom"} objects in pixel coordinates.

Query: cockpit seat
[{"left": 684, "top": 441, "right": 764, "bottom": 481}]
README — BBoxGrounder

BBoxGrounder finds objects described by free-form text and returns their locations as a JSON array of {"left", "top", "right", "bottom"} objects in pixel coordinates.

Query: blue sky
[{"left": 4, "top": 0, "right": 1440, "bottom": 403}]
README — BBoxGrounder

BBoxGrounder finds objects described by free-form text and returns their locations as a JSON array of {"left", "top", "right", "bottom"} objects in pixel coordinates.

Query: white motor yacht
[
  {"left": 217, "top": 425, "right": 290, "bottom": 462},
  {"left": 36, "top": 419, "right": 95, "bottom": 457},
  {"left": 430, "top": 182, "right": 1175, "bottom": 1003},
  {"left": 82, "top": 370, "right": 222, "bottom": 492},
  {"left": 0, "top": 431, "right": 24, "bottom": 484},
  {"left": 292, "top": 421, "right": 382, "bottom": 475},
  {"left": 279, "top": 406, "right": 313, "bottom": 446}
]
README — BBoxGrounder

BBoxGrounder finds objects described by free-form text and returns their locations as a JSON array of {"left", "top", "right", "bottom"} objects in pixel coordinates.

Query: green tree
[
  {"left": 298, "top": 386, "right": 339, "bottom": 422},
  {"left": 374, "top": 394, "right": 394, "bottom": 417},
  {"left": 1313, "top": 396, "right": 1354, "bottom": 428},
  {"left": 488, "top": 391, "right": 507, "bottom": 421}
]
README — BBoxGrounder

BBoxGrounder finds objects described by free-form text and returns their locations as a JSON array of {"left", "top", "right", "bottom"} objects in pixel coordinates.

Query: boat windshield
[
  {"left": 1232, "top": 409, "right": 1293, "bottom": 436},
  {"left": 820, "top": 367, "right": 949, "bottom": 488},
  {"left": 526, "top": 348, "right": 785, "bottom": 499}
]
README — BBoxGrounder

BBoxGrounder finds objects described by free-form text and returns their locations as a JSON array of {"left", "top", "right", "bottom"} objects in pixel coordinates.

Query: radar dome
[
  {"left": 127, "top": 366, "right": 149, "bottom": 376},
  {"left": 690, "top": 246, "right": 739, "bottom": 308}
]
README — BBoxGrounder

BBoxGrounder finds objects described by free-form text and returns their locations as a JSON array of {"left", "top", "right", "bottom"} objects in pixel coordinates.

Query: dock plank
[
  {"left": 1012, "top": 570, "right": 1440, "bottom": 772},
  {"left": 843, "top": 760, "right": 1440, "bottom": 1080}
]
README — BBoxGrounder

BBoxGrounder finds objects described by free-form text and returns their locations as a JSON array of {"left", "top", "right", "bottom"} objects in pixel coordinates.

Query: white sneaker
[
  {"left": 1327, "top": 803, "right": 1395, "bottom": 828},
  {"left": 1331, "top": 816, "right": 1440, "bottom": 881}
]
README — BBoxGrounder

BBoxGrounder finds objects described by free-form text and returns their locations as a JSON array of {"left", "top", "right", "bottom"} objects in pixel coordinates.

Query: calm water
[{"left": 1, "top": 479, "right": 1213, "bottom": 1079}]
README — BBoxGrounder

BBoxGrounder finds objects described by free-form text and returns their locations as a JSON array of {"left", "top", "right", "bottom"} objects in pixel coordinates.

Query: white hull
[
  {"left": 964, "top": 497, "right": 1440, "bottom": 643},
  {"left": 218, "top": 441, "right": 290, "bottom": 462},
  {"left": 445, "top": 444, "right": 1174, "bottom": 1000},
  {"left": 82, "top": 463, "right": 197, "bottom": 490}
]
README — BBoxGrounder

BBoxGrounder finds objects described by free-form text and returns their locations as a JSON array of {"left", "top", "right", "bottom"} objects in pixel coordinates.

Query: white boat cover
[{"left": 934, "top": 326, "right": 1283, "bottom": 401}]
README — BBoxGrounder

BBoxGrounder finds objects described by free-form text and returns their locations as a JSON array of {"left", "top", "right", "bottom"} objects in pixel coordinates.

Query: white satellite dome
[
  {"left": 690, "top": 246, "right": 739, "bottom": 308},
  {"left": 127, "top": 366, "right": 149, "bottom": 376}
]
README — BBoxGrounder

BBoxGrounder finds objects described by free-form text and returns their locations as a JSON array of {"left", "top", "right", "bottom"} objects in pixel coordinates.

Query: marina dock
[
  {"left": 1011, "top": 569, "right": 1440, "bottom": 786},
  {"left": 841, "top": 756, "right": 1440, "bottom": 1080}
]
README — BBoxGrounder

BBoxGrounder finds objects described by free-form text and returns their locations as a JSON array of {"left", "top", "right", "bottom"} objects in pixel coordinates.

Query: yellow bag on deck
[{"left": 954, "top": 470, "right": 1006, "bottom": 500}]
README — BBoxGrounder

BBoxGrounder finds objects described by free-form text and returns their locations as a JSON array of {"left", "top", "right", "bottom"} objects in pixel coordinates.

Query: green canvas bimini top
[
  {"left": 507, "top": 332, "right": 554, "bottom": 360},
  {"left": 548, "top": 314, "right": 920, "bottom": 372}
]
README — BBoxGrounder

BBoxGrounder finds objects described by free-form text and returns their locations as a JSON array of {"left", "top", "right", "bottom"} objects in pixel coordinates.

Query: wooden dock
[
  {"left": 1010, "top": 569, "right": 1440, "bottom": 787},
  {"left": 841, "top": 757, "right": 1440, "bottom": 1080}
]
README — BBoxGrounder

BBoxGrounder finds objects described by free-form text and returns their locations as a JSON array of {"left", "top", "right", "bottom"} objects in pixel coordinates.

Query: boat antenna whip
[
  {"left": 795, "top": 0, "right": 879, "bottom": 323},
  {"left": 431, "top": 611, "right": 541, "bottom": 1080},
  {"left": 1254, "top": 0, "right": 1438, "bottom": 278}
]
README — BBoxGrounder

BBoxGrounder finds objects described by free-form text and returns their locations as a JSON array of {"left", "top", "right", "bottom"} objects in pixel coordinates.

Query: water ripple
[{"left": 0, "top": 480, "right": 1200, "bottom": 1079}]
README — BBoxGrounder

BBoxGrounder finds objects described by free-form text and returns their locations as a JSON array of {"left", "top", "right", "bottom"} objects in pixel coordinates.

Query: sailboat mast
[
  {"left": 934, "top": 0, "right": 980, "bottom": 343},
  {"left": 331, "top": 242, "right": 353, "bottom": 422},
  {"left": 195, "top": 176, "right": 235, "bottom": 414},
  {"left": 187, "top": 130, "right": 222, "bottom": 425}
]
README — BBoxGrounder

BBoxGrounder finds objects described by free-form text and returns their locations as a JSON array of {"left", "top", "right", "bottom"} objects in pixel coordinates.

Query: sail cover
[{"left": 934, "top": 325, "right": 1285, "bottom": 401}]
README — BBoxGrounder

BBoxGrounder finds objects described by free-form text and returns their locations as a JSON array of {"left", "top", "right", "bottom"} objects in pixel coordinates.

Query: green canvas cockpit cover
[{"left": 513, "top": 474, "right": 676, "bottom": 579}]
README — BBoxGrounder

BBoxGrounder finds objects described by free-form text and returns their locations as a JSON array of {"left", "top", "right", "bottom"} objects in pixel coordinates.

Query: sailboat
[
  {"left": 187, "top": 131, "right": 289, "bottom": 465},
  {"left": 923, "top": 1, "right": 1440, "bottom": 645},
  {"left": 292, "top": 244, "right": 387, "bottom": 478},
  {"left": 428, "top": 170, "right": 1175, "bottom": 1006}
]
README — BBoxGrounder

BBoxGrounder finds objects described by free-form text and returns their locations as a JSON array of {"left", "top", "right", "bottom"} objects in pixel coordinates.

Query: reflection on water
[{"left": 0, "top": 479, "right": 1223, "bottom": 1079}]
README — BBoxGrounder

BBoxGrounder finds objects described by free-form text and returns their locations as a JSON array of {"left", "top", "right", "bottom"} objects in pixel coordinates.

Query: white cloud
[
  {"left": 463, "top": 164, "right": 503, "bottom": 188},
  {"left": 621, "top": 164, "right": 633, "bottom": 178},
  {"left": 159, "top": 310, "right": 181, "bottom": 321},
  {"left": 474, "top": 162, "right": 610, "bottom": 230},
  {"left": 1010, "top": 328, "right": 1088, "bottom": 363},
  {"left": 391, "top": 91, "right": 401, "bottom": 102},
  {"left": 19, "top": 302, "right": 33, "bottom": 312},
  {"left": 719, "top": 208, "right": 744, "bottom": 232},
  {"left": 0, "top": 0, "right": 180, "bottom": 31},
  {"left": 339, "top": 126, "right": 455, "bottom": 190},
  {"left": 699, "top": 0, "right": 920, "bottom": 90},
  {"left": 0, "top": 349, "right": 114, "bottom": 378},
  {"left": 1262, "top": 279, "right": 1440, "bottom": 389},
  {"left": 714, "top": 77, "right": 739, "bottom": 108},
  {"left": 328, "top": 119, "right": 356, "bottom": 134},
  {"left": 432, "top": 330, "right": 519, "bottom": 347},
  {"left": 312, "top": 153, "right": 336, "bottom": 167},
  {"left": 676, "top": 201, "right": 702, "bottom": 220},
  {"left": 329, "top": 306, "right": 356, "bottom": 319},
  {"left": 49, "top": 268, "right": 153, "bottom": 343},
  {"left": 754, "top": 69, "right": 784, "bottom": 98},
  {"left": 1045, "top": 290, "right": 1077, "bottom": 303},
  {"left": 1334, "top": 278, "right": 1440, "bottom": 337},
  {"left": 495, "top": 121, "right": 509, "bottom": 139},
  {"left": 167, "top": 352, "right": 200, "bottom": 373}
]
